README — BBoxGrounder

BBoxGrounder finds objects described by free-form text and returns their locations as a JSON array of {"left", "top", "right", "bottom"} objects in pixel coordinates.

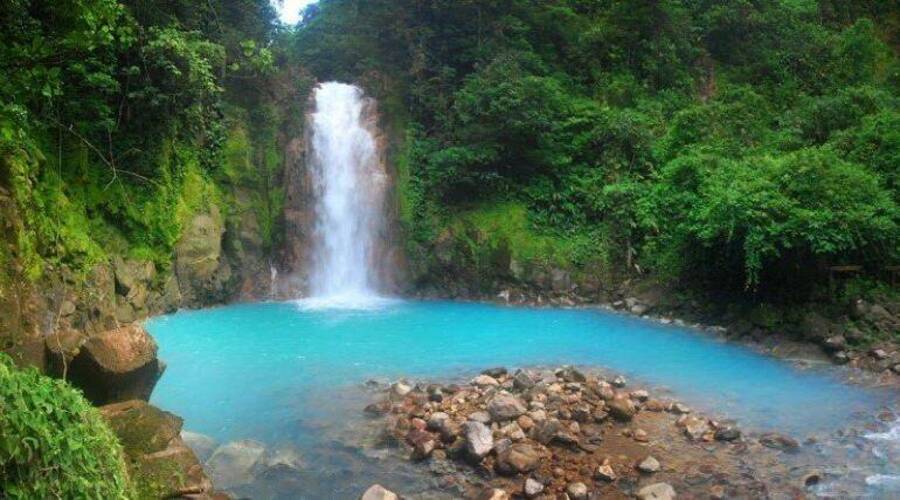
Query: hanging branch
[{"left": 48, "top": 117, "right": 154, "bottom": 187}]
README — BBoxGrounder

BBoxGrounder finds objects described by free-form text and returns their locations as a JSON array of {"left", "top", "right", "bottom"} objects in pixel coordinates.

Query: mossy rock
[{"left": 101, "top": 400, "right": 212, "bottom": 498}]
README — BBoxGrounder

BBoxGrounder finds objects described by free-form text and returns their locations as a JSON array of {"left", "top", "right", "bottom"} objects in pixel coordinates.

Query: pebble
[
  {"left": 637, "top": 482, "right": 676, "bottom": 500},
  {"left": 566, "top": 481, "right": 589, "bottom": 499},
  {"left": 638, "top": 455, "right": 661, "bottom": 473},
  {"left": 595, "top": 464, "right": 617, "bottom": 481},
  {"left": 524, "top": 477, "right": 544, "bottom": 498}
]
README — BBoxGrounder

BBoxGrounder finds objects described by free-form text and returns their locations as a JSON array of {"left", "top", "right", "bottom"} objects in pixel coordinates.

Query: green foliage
[
  {"left": 0, "top": 0, "right": 284, "bottom": 281},
  {"left": 0, "top": 353, "right": 131, "bottom": 499},
  {"left": 642, "top": 148, "right": 898, "bottom": 287},
  {"left": 296, "top": 0, "right": 899, "bottom": 296}
]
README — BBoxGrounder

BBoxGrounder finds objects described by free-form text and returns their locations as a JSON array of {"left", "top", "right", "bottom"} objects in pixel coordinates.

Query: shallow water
[{"left": 147, "top": 299, "right": 898, "bottom": 497}]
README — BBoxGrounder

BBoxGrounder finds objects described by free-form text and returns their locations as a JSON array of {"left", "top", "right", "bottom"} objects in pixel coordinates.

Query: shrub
[{"left": 0, "top": 353, "right": 131, "bottom": 499}]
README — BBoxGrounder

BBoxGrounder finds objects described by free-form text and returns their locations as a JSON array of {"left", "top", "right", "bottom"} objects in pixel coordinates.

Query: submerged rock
[
  {"left": 472, "top": 374, "right": 500, "bottom": 386},
  {"left": 482, "top": 367, "right": 508, "bottom": 378},
  {"left": 206, "top": 439, "right": 267, "bottom": 489},
  {"left": 181, "top": 430, "right": 218, "bottom": 462},
  {"left": 361, "top": 484, "right": 399, "bottom": 500},
  {"left": 487, "top": 393, "right": 527, "bottom": 421},
  {"left": 714, "top": 427, "right": 741, "bottom": 442},
  {"left": 637, "top": 482, "right": 677, "bottom": 500},
  {"left": 759, "top": 433, "right": 799, "bottom": 452}
]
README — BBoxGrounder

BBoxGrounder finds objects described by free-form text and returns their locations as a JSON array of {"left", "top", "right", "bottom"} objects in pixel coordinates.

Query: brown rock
[
  {"left": 608, "top": 395, "right": 637, "bottom": 422},
  {"left": 66, "top": 324, "right": 163, "bottom": 405},
  {"left": 496, "top": 443, "right": 542, "bottom": 475}
]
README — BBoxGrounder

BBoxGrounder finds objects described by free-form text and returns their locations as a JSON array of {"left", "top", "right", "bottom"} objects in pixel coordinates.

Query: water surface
[{"left": 148, "top": 300, "right": 886, "bottom": 440}]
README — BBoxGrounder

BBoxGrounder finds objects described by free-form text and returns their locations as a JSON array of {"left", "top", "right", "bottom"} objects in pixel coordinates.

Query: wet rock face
[
  {"left": 60, "top": 324, "right": 163, "bottom": 406},
  {"left": 175, "top": 207, "right": 234, "bottom": 307},
  {"left": 100, "top": 400, "right": 211, "bottom": 497}
]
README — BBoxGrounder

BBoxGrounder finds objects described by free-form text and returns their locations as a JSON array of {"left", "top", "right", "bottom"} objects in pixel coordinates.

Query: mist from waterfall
[{"left": 302, "top": 82, "right": 390, "bottom": 309}]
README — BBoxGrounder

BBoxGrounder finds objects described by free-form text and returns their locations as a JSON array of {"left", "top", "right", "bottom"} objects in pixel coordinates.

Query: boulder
[
  {"left": 608, "top": 395, "right": 637, "bottom": 422},
  {"left": 759, "top": 433, "right": 799, "bottom": 452},
  {"left": 361, "top": 484, "right": 399, "bottom": 500},
  {"left": 637, "top": 482, "right": 677, "bottom": 500},
  {"left": 513, "top": 370, "right": 536, "bottom": 391},
  {"left": 100, "top": 400, "right": 211, "bottom": 497},
  {"left": 206, "top": 440, "right": 267, "bottom": 489},
  {"left": 181, "top": 430, "right": 218, "bottom": 462},
  {"left": 464, "top": 421, "right": 494, "bottom": 460},
  {"left": 65, "top": 324, "right": 163, "bottom": 405},
  {"left": 496, "top": 443, "right": 541, "bottom": 474},
  {"left": 487, "top": 393, "right": 528, "bottom": 421}
]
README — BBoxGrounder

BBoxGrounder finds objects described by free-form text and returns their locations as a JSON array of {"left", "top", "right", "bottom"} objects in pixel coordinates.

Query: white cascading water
[{"left": 303, "top": 82, "right": 389, "bottom": 308}]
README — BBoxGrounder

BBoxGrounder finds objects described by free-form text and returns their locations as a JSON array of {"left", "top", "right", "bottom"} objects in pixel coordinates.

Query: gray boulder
[
  {"left": 487, "top": 393, "right": 527, "bottom": 421},
  {"left": 181, "top": 430, "right": 217, "bottom": 462},
  {"left": 464, "top": 421, "right": 494, "bottom": 459},
  {"left": 206, "top": 439, "right": 267, "bottom": 489}
]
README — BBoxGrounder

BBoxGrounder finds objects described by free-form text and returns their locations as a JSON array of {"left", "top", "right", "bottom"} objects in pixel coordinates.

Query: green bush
[{"left": 0, "top": 354, "right": 131, "bottom": 499}]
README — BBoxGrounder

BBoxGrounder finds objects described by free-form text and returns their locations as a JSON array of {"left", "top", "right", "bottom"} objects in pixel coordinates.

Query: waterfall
[{"left": 303, "top": 82, "right": 389, "bottom": 307}]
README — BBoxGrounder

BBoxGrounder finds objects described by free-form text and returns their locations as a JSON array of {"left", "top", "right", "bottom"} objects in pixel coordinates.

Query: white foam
[
  {"left": 864, "top": 422, "right": 900, "bottom": 442},
  {"left": 865, "top": 474, "right": 900, "bottom": 488},
  {"left": 294, "top": 293, "right": 400, "bottom": 311}
]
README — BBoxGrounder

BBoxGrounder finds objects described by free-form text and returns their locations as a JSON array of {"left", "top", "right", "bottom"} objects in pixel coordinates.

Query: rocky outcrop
[
  {"left": 175, "top": 207, "right": 235, "bottom": 307},
  {"left": 51, "top": 324, "right": 163, "bottom": 406},
  {"left": 100, "top": 400, "right": 212, "bottom": 497}
]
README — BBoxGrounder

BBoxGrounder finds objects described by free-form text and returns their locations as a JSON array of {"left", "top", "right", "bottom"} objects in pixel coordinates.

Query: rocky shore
[
  {"left": 414, "top": 281, "right": 900, "bottom": 383},
  {"left": 356, "top": 365, "right": 833, "bottom": 500}
]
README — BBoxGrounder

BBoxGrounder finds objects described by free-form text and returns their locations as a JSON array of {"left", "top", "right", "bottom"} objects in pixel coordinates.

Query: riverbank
[
  {"left": 353, "top": 365, "right": 899, "bottom": 499},
  {"left": 162, "top": 361, "right": 898, "bottom": 499},
  {"left": 411, "top": 280, "right": 900, "bottom": 383}
]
